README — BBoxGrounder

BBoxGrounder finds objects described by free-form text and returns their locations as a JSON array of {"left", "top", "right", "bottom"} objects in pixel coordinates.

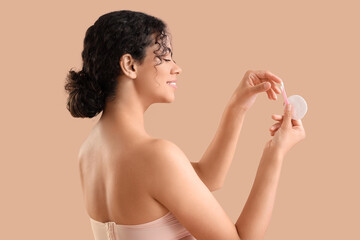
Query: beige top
[{"left": 89, "top": 211, "right": 197, "bottom": 240}]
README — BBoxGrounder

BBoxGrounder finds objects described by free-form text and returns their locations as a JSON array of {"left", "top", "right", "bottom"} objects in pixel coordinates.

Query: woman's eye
[{"left": 164, "top": 59, "right": 176, "bottom": 64}]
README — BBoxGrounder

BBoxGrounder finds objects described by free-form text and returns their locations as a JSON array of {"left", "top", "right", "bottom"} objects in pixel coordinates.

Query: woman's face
[{"left": 134, "top": 38, "right": 182, "bottom": 104}]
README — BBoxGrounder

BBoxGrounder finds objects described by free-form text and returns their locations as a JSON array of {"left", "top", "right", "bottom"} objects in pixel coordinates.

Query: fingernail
[{"left": 285, "top": 104, "right": 292, "bottom": 111}]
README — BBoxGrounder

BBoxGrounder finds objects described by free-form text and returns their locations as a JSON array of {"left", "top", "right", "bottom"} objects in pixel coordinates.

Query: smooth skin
[{"left": 79, "top": 35, "right": 305, "bottom": 240}]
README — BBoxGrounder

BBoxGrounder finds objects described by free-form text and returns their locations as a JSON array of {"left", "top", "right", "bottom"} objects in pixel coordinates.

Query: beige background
[{"left": 1, "top": 0, "right": 359, "bottom": 239}]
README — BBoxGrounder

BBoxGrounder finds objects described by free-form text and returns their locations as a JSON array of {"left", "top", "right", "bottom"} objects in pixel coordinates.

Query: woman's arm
[
  {"left": 193, "top": 70, "right": 282, "bottom": 191},
  {"left": 236, "top": 103, "right": 306, "bottom": 239},
  {"left": 192, "top": 100, "right": 246, "bottom": 191},
  {"left": 236, "top": 148, "right": 283, "bottom": 239}
]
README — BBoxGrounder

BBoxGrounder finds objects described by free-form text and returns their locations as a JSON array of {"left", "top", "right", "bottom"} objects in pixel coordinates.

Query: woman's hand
[
  {"left": 230, "top": 70, "right": 283, "bottom": 111},
  {"left": 265, "top": 104, "right": 306, "bottom": 157}
]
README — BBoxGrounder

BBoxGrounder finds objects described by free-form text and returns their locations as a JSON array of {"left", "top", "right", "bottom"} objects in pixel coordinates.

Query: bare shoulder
[
  {"left": 139, "top": 138, "right": 189, "bottom": 165},
  {"left": 142, "top": 138, "right": 184, "bottom": 154},
  {"left": 138, "top": 137, "right": 197, "bottom": 198}
]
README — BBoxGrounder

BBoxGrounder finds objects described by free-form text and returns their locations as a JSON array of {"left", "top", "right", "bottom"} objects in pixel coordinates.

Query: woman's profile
[{"left": 64, "top": 10, "right": 305, "bottom": 240}]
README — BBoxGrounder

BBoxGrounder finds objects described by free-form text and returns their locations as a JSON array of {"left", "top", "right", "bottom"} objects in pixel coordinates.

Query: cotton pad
[
  {"left": 280, "top": 82, "right": 307, "bottom": 120},
  {"left": 287, "top": 95, "right": 308, "bottom": 120}
]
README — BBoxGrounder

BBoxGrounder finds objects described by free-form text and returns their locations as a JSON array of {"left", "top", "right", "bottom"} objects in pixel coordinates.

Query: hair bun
[{"left": 65, "top": 69, "right": 105, "bottom": 118}]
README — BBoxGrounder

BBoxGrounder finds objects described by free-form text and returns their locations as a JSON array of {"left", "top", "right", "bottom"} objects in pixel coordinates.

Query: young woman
[{"left": 65, "top": 10, "right": 305, "bottom": 240}]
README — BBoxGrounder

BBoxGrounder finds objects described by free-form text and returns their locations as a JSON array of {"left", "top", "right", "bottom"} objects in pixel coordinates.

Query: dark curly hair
[{"left": 64, "top": 10, "right": 173, "bottom": 118}]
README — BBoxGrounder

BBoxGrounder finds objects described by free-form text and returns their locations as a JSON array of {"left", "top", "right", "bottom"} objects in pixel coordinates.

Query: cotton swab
[{"left": 280, "top": 81, "right": 289, "bottom": 105}]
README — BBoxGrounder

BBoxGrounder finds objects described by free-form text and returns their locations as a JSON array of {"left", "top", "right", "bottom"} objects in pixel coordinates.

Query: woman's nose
[{"left": 172, "top": 62, "right": 182, "bottom": 75}]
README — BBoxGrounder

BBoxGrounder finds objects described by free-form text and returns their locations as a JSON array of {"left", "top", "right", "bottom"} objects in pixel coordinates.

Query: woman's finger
[
  {"left": 272, "top": 115, "right": 304, "bottom": 127},
  {"left": 291, "top": 118, "right": 303, "bottom": 127},
  {"left": 271, "top": 114, "right": 283, "bottom": 121},
  {"left": 268, "top": 80, "right": 281, "bottom": 94},
  {"left": 249, "top": 73, "right": 261, "bottom": 86},
  {"left": 254, "top": 70, "right": 283, "bottom": 84},
  {"left": 269, "top": 122, "right": 281, "bottom": 131},
  {"left": 270, "top": 125, "right": 281, "bottom": 136},
  {"left": 270, "top": 127, "right": 280, "bottom": 136},
  {"left": 262, "top": 80, "right": 272, "bottom": 99},
  {"left": 250, "top": 71, "right": 282, "bottom": 101},
  {"left": 267, "top": 88, "right": 277, "bottom": 100},
  {"left": 260, "top": 77, "right": 281, "bottom": 95}
]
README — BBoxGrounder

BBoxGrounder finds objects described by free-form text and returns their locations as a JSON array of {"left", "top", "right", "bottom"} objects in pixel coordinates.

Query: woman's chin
[
  {"left": 162, "top": 91, "right": 176, "bottom": 103},
  {"left": 163, "top": 97, "right": 175, "bottom": 103}
]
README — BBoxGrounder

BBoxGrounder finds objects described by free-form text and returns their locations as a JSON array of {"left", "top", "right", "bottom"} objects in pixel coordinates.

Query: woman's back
[{"left": 79, "top": 123, "right": 170, "bottom": 225}]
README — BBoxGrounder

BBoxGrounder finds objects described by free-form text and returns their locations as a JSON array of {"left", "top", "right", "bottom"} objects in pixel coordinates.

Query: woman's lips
[{"left": 166, "top": 80, "right": 177, "bottom": 89}]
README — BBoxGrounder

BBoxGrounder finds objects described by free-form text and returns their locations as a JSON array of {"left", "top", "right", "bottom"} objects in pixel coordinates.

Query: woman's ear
[{"left": 119, "top": 54, "right": 137, "bottom": 79}]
